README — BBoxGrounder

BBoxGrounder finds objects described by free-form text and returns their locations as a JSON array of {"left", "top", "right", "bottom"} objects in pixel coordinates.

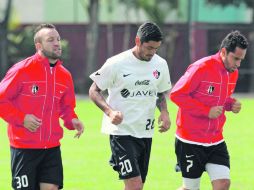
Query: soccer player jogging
[
  {"left": 0, "top": 24, "right": 84, "bottom": 190},
  {"left": 170, "top": 31, "right": 248, "bottom": 190},
  {"left": 89, "top": 22, "right": 172, "bottom": 190}
]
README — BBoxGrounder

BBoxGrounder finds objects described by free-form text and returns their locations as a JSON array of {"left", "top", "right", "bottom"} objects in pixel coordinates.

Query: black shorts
[
  {"left": 109, "top": 135, "right": 152, "bottom": 183},
  {"left": 11, "top": 146, "right": 63, "bottom": 190},
  {"left": 175, "top": 138, "right": 230, "bottom": 178}
]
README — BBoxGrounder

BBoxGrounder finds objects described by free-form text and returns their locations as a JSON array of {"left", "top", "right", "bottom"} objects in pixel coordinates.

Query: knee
[
  {"left": 43, "top": 187, "right": 58, "bottom": 190},
  {"left": 40, "top": 183, "right": 59, "bottom": 190},
  {"left": 131, "top": 184, "right": 142, "bottom": 190},
  {"left": 124, "top": 177, "right": 143, "bottom": 190},
  {"left": 221, "top": 179, "right": 230, "bottom": 190},
  {"left": 218, "top": 179, "right": 230, "bottom": 190},
  {"left": 212, "top": 179, "right": 230, "bottom": 190},
  {"left": 45, "top": 187, "right": 58, "bottom": 190},
  {"left": 126, "top": 182, "right": 143, "bottom": 190}
]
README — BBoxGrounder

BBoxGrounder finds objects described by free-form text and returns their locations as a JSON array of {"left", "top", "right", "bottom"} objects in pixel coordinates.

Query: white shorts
[
  {"left": 182, "top": 163, "right": 230, "bottom": 190},
  {"left": 206, "top": 163, "right": 230, "bottom": 181}
]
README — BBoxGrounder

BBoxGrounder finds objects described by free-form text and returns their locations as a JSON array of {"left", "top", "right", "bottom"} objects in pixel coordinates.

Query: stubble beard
[
  {"left": 139, "top": 52, "right": 152, "bottom": 62},
  {"left": 42, "top": 49, "right": 61, "bottom": 60}
]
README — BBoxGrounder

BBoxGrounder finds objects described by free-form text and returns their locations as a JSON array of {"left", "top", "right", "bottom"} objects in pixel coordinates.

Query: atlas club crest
[
  {"left": 153, "top": 70, "right": 160, "bottom": 79},
  {"left": 207, "top": 85, "right": 214, "bottom": 94},
  {"left": 31, "top": 85, "right": 39, "bottom": 94}
]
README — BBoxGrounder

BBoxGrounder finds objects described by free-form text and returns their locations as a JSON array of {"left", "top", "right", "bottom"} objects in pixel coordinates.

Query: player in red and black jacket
[
  {"left": 0, "top": 24, "right": 84, "bottom": 190},
  {"left": 170, "top": 31, "right": 248, "bottom": 190}
]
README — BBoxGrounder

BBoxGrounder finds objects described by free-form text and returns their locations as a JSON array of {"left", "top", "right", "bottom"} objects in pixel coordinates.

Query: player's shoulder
[
  {"left": 186, "top": 55, "right": 217, "bottom": 78},
  {"left": 7, "top": 55, "right": 34, "bottom": 74},
  {"left": 106, "top": 49, "right": 132, "bottom": 65},
  {"left": 58, "top": 64, "right": 72, "bottom": 77},
  {"left": 151, "top": 54, "right": 168, "bottom": 68},
  {"left": 191, "top": 55, "right": 213, "bottom": 69},
  {"left": 153, "top": 54, "right": 166, "bottom": 62}
]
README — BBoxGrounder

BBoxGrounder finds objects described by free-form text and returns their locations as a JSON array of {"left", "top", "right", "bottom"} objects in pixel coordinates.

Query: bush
[{"left": 7, "top": 26, "right": 70, "bottom": 67}]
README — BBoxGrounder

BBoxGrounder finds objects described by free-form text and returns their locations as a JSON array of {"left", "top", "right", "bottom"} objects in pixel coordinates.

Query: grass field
[{"left": 0, "top": 98, "right": 253, "bottom": 189}]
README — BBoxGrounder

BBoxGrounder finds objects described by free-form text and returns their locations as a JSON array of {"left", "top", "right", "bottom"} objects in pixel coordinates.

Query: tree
[
  {"left": 206, "top": 0, "right": 254, "bottom": 20},
  {"left": 119, "top": 0, "right": 178, "bottom": 26},
  {"left": 0, "top": 0, "right": 12, "bottom": 79},
  {"left": 7, "top": 26, "right": 70, "bottom": 68},
  {"left": 206, "top": 0, "right": 254, "bottom": 91},
  {"left": 105, "top": 0, "right": 114, "bottom": 58},
  {"left": 79, "top": 0, "right": 99, "bottom": 93},
  {"left": 119, "top": 0, "right": 180, "bottom": 69},
  {"left": 120, "top": 0, "right": 138, "bottom": 51}
]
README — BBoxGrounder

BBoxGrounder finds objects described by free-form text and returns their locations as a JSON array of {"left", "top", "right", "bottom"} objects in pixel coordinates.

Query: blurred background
[{"left": 1, "top": 0, "right": 254, "bottom": 94}]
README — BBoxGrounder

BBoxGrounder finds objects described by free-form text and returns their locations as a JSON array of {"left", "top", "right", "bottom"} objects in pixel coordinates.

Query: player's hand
[
  {"left": 208, "top": 106, "right": 223, "bottom": 119},
  {"left": 23, "top": 114, "right": 42, "bottom": 132},
  {"left": 72, "top": 118, "right": 84, "bottom": 138},
  {"left": 232, "top": 100, "right": 241, "bottom": 113},
  {"left": 158, "top": 110, "right": 171, "bottom": 133},
  {"left": 109, "top": 110, "right": 123, "bottom": 125}
]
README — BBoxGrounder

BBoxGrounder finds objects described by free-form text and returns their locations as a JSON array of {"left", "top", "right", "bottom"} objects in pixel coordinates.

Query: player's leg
[
  {"left": 40, "top": 183, "right": 59, "bottom": 190},
  {"left": 109, "top": 135, "right": 149, "bottom": 190},
  {"left": 177, "top": 178, "right": 201, "bottom": 190},
  {"left": 38, "top": 146, "right": 63, "bottom": 190},
  {"left": 123, "top": 137, "right": 152, "bottom": 190},
  {"left": 206, "top": 163, "right": 230, "bottom": 190},
  {"left": 124, "top": 176, "right": 143, "bottom": 190},
  {"left": 206, "top": 142, "right": 230, "bottom": 190},
  {"left": 11, "top": 147, "right": 41, "bottom": 190},
  {"left": 137, "top": 137, "right": 152, "bottom": 188},
  {"left": 175, "top": 138, "right": 205, "bottom": 190},
  {"left": 211, "top": 179, "right": 230, "bottom": 190}
]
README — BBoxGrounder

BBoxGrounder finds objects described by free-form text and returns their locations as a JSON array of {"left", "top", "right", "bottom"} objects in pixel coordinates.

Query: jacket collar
[
  {"left": 33, "top": 53, "right": 62, "bottom": 67},
  {"left": 212, "top": 51, "right": 227, "bottom": 72}
]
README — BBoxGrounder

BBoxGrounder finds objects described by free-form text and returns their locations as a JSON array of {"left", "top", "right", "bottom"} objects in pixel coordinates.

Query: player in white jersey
[{"left": 89, "top": 22, "right": 172, "bottom": 190}]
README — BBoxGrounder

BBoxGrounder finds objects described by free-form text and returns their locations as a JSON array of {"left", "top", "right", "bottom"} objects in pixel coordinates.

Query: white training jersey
[{"left": 90, "top": 49, "right": 171, "bottom": 138}]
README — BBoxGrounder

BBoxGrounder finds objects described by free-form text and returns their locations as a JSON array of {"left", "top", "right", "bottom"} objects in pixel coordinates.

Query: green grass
[{"left": 0, "top": 98, "right": 253, "bottom": 189}]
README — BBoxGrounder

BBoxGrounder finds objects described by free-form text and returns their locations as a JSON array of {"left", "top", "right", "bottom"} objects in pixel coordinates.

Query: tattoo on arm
[{"left": 156, "top": 92, "right": 168, "bottom": 112}]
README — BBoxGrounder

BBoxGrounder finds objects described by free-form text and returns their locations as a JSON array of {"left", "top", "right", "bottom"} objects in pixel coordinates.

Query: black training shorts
[
  {"left": 109, "top": 135, "right": 152, "bottom": 183},
  {"left": 175, "top": 138, "right": 230, "bottom": 178},
  {"left": 11, "top": 146, "right": 63, "bottom": 190}
]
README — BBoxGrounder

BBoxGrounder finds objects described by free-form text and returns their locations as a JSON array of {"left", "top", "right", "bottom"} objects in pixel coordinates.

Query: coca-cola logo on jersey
[{"left": 135, "top": 80, "right": 150, "bottom": 86}]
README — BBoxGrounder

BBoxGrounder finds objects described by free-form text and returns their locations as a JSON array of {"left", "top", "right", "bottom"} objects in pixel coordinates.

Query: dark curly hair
[
  {"left": 137, "top": 22, "right": 163, "bottom": 44},
  {"left": 220, "top": 30, "right": 248, "bottom": 53}
]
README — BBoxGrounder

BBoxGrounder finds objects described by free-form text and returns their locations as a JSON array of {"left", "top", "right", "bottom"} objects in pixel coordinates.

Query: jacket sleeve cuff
[
  {"left": 64, "top": 115, "right": 78, "bottom": 130},
  {"left": 224, "top": 98, "right": 236, "bottom": 111}
]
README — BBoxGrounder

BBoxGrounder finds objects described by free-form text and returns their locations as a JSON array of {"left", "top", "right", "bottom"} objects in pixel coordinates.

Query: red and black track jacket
[
  {"left": 170, "top": 52, "right": 237, "bottom": 146},
  {"left": 0, "top": 53, "right": 78, "bottom": 148}
]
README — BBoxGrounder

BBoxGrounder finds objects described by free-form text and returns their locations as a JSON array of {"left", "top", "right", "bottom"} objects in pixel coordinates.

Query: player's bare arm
[
  {"left": 156, "top": 92, "right": 171, "bottom": 133},
  {"left": 89, "top": 82, "right": 123, "bottom": 125}
]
